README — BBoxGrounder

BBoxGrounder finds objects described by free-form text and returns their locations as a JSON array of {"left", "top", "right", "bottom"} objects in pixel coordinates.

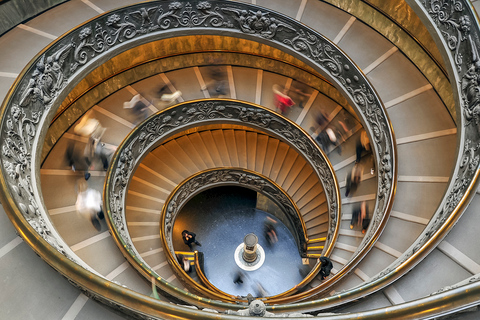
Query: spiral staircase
[{"left": 1, "top": 0, "right": 480, "bottom": 319}]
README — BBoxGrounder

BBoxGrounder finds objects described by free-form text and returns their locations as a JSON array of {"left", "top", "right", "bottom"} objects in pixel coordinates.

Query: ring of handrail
[
  {"left": 159, "top": 167, "right": 311, "bottom": 300},
  {"left": 0, "top": 0, "right": 398, "bottom": 317},
  {"left": 106, "top": 99, "right": 339, "bottom": 304}
]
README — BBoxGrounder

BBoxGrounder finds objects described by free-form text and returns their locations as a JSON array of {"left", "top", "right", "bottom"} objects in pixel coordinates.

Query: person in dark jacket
[
  {"left": 182, "top": 230, "right": 201, "bottom": 251},
  {"left": 319, "top": 256, "right": 333, "bottom": 280}
]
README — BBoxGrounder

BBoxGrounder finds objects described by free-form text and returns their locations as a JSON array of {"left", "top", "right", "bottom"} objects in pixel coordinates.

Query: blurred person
[
  {"left": 155, "top": 84, "right": 182, "bottom": 109},
  {"left": 74, "top": 111, "right": 107, "bottom": 179},
  {"left": 202, "top": 66, "right": 228, "bottom": 97},
  {"left": 289, "top": 85, "right": 311, "bottom": 108},
  {"left": 123, "top": 94, "right": 149, "bottom": 124},
  {"left": 83, "top": 135, "right": 115, "bottom": 172},
  {"left": 356, "top": 130, "right": 375, "bottom": 174},
  {"left": 74, "top": 110, "right": 106, "bottom": 142},
  {"left": 345, "top": 163, "right": 363, "bottom": 197},
  {"left": 177, "top": 254, "right": 191, "bottom": 273},
  {"left": 314, "top": 110, "right": 328, "bottom": 129},
  {"left": 233, "top": 270, "right": 244, "bottom": 285},
  {"left": 264, "top": 216, "right": 278, "bottom": 246},
  {"left": 150, "top": 276, "right": 160, "bottom": 300},
  {"left": 272, "top": 84, "right": 294, "bottom": 115},
  {"left": 75, "top": 179, "right": 104, "bottom": 231},
  {"left": 315, "top": 127, "right": 341, "bottom": 154},
  {"left": 350, "top": 201, "right": 369, "bottom": 234},
  {"left": 160, "top": 90, "right": 182, "bottom": 104},
  {"left": 337, "top": 119, "right": 349, "bottom": 135},
  {"left": 65, "top": 139, "right": 91, "bottom": 180},
  {"left": 356, "top": 131, "right": 371, "bottom": 163},
  {"left": 326, "top": 127, "right": 342, "bottom": 154}
]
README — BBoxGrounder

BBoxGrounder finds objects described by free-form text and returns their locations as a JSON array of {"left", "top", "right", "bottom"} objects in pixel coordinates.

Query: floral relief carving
[
  {"left": 222, "top": 7, "right": 295, "bottom": 39},
  {"left": 109, "top": 101, "right": 339, "bottom": 257},
  {"left": 0, "top": 0, "right": 397, "bottom": 307}
]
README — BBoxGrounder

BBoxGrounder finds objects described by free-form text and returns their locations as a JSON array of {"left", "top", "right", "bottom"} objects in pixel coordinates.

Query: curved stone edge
[
  {"left": 0, "top": 0, "right": 394, "bottom": 316},
  {"left": 107, "top": 100, "right": 339, "bottom": 305},
  {"left": 266, "top": 0, "right": 480, "bottom": 314}
]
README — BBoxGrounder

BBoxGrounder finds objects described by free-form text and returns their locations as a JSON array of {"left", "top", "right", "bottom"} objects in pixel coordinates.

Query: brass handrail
[
  {"left": 159, "top": 167, "right": 306, "bottom": 302},
  {"left": 193, "top": 251, "right": 224, "bottom": 294},
  {"left": 0, "top": 0, "right": 402, "bottom": 317},
  {"left": 107, "top": 100, "right": 339, "bottom": 303}
]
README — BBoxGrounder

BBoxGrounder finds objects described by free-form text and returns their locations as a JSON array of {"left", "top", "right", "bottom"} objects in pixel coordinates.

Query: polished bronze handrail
[
  {"left": 107, "top": 99, "right": 339, "bottom": 304},
  {"left": 158, "top": 167, "right": 310, "bottom": 300},
  {"left": 0, "top": 0, "right": 402, "bottom": 317}
]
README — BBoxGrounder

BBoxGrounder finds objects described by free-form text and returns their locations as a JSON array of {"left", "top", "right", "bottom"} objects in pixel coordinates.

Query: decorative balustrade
[
  {"left": 106, "top": 100, "right": 339, "bottom": 302},
  {"left": 162, "top": 167, "right": 307, "bottom": 255},
  {"left": 0, "top": 0, "right": 403, "bottom": 317}
]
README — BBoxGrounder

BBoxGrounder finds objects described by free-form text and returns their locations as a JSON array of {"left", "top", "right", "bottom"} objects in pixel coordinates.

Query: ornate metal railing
[
  {"left": 162, "top": 167, "right": 307, "bottom": 254},
  {"left": 159, "top": 167, "right": 310, "bottom": 298},
  {"left": 262, "top": 0, "right": 480, "bottom": 313},
  {"left": 106, "top": 99, "right": 339, "bottom": 302},
  {"left": 0, "top": 0, "right": 397, "bottom": 317}
]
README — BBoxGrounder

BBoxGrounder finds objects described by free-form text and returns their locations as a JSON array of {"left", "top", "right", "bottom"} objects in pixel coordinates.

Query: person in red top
[{"left": 273, "top": 84, "right": 295, "bottom": 115}]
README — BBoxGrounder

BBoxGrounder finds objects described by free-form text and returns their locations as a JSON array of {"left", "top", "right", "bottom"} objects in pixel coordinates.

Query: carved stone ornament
[
  {"left": 108, "top": 100, "right": 339, "bottom": 262},
  {"left": 0, "top": 0, "right": 396, "bottom": 315},
  {"left": 162, "top": 168, "right": 304, "bottom": 253}
]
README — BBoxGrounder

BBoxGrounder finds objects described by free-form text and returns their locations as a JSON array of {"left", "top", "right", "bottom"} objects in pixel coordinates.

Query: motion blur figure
[
  {"left": 202, "top": 66, "right": 228, "bottom": 97},
  {"left": 233, "top": 270, "right": 245, "bottom": 285},
  {"left": 264, "top": 217, "right": 278, "bottom": 246},
  {"left": 155, "top": 84, "right": 182, "bottom": 109},
  {"left": 74, "top": 110, "right": 106, "bottom": 142},
  {"left": 350, "top": 201, "right": 370, "bottom": 234},
  {"left": 176, "top": 254, "right": 191, "bottom": 273},
  {"left": 65, "top": 138, "right": 90, "bottom": 180},
  {"left": 84, "top": 138, "right": 116, "bottom": 172},
  {"left": 123, "top": 94, "right": 149, "bottom": 124},
  {"left": 75, "top": 179, "right": 104, "bottom": 231},
  {"left": 345, "top": 163, "right": 363, "bottom": 197},
  {"left": 272, "top": 84, "right": 294, "bottom": 115},
  {"left": 73, "top": 111, "right": 107, "bottom": 179}
]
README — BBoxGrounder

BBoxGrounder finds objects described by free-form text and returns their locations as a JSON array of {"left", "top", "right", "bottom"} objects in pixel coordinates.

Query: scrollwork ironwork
[
  {"left": 0, "top": 0, "right": 398, "bottom": 314},
  {"left": 108, "top": 100, "right": 339, "bottom": 263}
]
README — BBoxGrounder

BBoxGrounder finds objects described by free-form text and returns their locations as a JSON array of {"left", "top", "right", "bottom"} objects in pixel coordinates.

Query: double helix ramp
[{"left": 0, "top": 0, "right": 476, "bottom": 318}]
